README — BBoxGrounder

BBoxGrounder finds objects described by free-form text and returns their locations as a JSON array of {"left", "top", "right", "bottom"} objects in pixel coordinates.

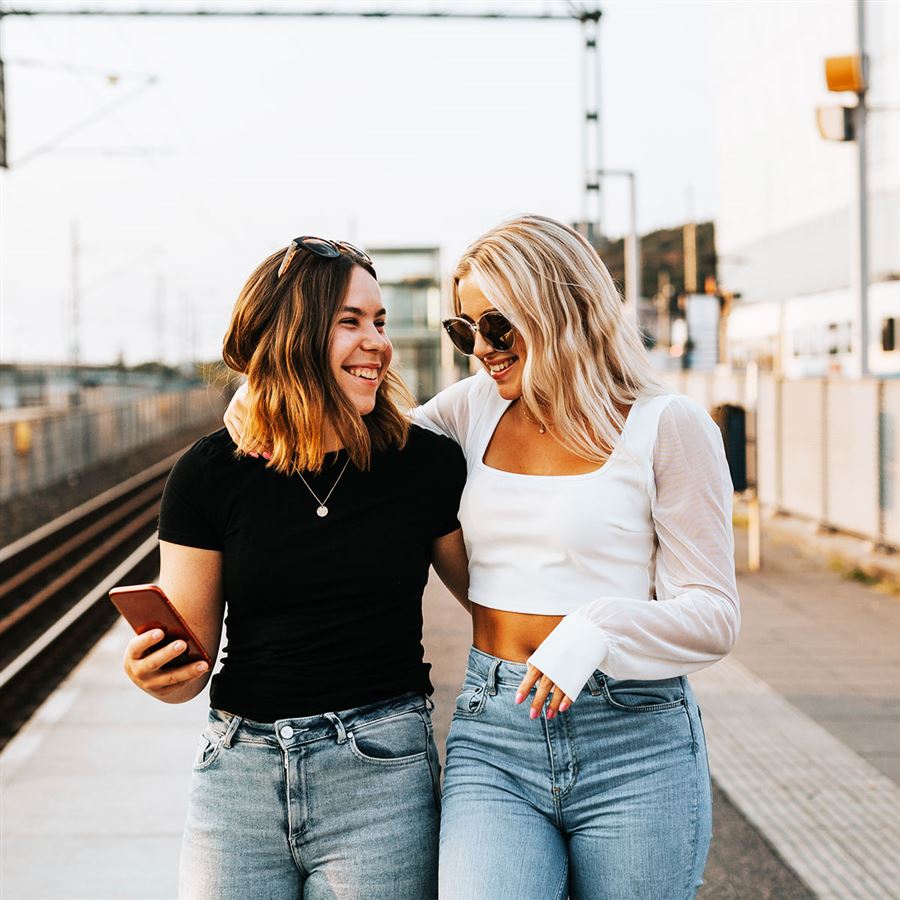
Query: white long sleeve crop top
[{"left": 413, "top": 371, "right": 740, "bottom": 700}]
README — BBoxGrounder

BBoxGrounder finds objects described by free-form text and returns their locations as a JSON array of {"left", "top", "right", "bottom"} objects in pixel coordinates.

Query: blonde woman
[
  {"left": 418, "top": 215, "right": 738, "bottom": 900},
  {"left": 125, "top": 237, "right": 468, "bottom": 899},
  {"left": 225, "top": 216, "right": 740, "bottom": 899}
]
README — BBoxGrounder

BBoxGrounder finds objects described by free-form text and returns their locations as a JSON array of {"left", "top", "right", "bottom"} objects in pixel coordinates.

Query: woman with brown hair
[{"left": 123, "top": 237, "right": 468, "bottom": 899}]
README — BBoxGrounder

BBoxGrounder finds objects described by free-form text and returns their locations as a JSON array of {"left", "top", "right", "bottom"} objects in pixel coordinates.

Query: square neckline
[{"left": 476, "top": 395, "right": 639, "bottom": 481}]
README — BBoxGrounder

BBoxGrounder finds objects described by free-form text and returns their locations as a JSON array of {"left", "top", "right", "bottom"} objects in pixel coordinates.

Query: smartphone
[{"left": 108, "top": 583, "right": 212, "bottom": 669}]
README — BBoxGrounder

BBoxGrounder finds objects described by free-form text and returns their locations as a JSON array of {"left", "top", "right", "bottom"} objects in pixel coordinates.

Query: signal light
[{"left": 824, "top": 54, "right": 866, "bottom": 93}]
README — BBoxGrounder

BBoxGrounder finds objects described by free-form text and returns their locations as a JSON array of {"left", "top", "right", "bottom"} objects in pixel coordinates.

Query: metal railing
[
  {"left": 662, "top": 370, "right": 898, "bottom": 548},
  {"left": 0, "top": 386, "right": 226, "bottom": 502}
]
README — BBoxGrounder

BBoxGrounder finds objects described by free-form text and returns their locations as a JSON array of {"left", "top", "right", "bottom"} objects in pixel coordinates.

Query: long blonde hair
[
  {"left": 223, "top": 247, "right": 411, "bottom": 475},
  {"left": 452, "top": 214, "right": 663, "bottom": 462}
]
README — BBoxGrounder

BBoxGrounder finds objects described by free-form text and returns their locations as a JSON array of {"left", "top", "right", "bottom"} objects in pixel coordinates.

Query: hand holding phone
[{"left": 111, "top": 584, "right": 212, "bottom": 701}]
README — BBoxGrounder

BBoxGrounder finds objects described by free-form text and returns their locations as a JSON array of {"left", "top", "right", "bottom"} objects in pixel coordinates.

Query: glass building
[{"left": 369, "top": 247, "right": 468, "bottom": 403}]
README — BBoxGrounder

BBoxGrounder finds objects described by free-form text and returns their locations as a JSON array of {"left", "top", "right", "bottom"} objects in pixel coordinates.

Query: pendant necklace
[
  {"left": 297, "top": 455, "right": 351, "bottom": 518},
  {"left": 519, "top": 400, "right": 547, "bottom": 434}
]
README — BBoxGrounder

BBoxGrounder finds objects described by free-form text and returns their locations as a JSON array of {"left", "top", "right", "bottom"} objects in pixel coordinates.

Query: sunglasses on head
[
  {"left": 276, "top": 236, "right": 373, "bottom": 280},
  {"left": 442, "top": 311, "right": 516, "bottom": 356}
]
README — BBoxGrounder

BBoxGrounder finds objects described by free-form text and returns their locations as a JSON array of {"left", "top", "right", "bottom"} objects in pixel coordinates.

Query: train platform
[{"left": 2, "top": 529, "right": 900, "bottom": 899}]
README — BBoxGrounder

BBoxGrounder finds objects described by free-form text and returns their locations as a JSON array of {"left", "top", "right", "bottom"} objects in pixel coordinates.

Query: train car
[{"left": 726, "top": 280, "right": 900, "bottom": 377}]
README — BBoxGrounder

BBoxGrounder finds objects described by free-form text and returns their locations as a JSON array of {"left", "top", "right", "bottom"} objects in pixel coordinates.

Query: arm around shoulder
[{"left": 411, "top": 371, "right": 490, "bottom": 447}]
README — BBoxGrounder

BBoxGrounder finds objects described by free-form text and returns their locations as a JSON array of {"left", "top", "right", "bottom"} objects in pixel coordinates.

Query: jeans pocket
[
  {"left": 601, "top": 675, "right": 686, "bottom": 712},
  {"left": 348, "top": 710, "right": 430, "bottom": 766},
  {"left": 192, "top": 728, "right": 226, "bottom": 771},
  {"left": 452, "top": 680, "right": 488, "bottom": 719}
]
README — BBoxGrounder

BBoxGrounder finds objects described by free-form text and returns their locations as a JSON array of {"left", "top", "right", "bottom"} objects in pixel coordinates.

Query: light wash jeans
[
  {"left": 179, "top": 693, "right": 441, "bottom": 899},
  {"left": 439, "top": 648, "right": 712, "bottom": 900}
]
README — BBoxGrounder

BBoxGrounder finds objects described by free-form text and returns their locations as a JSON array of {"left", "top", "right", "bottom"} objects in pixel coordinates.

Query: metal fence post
[
  {"left": 878, "top": 378, "right": 886, "bottom": 545},
  {"left": 821, "top": 379, "right": 829, "bottom": 529}
]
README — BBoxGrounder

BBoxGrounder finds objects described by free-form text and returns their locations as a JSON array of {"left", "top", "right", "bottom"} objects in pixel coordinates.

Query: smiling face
[
  {"left": 328, "top": 265, "right": 393, "bottom": 416},
  {"left": 457, "top": 272, "right": 525, "bottom": 402}
]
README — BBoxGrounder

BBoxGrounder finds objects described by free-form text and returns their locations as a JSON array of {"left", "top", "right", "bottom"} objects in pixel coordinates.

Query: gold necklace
[
  {"left": 297, "top": 455, "right": 351, "bottom": 518},
  {"left": 517, "top": 400, "right": 548, "bottom": 434}
]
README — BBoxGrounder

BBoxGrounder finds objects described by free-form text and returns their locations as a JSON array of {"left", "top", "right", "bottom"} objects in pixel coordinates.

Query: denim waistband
[
  {"left": 465, "top": 646, "right": 603, "bottom": 696},
  {"left": 208, "top": 691, "right": 430, "bottom": 750}
]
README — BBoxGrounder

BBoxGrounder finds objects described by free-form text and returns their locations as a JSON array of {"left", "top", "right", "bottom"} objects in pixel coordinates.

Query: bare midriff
[{"left": 471, "top": 603, "right": 564, "bottom": 662}]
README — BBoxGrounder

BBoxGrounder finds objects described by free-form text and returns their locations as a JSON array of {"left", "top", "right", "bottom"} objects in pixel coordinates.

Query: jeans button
[{"left": 279, "top": 725, "right": 294, "bottom": 739}]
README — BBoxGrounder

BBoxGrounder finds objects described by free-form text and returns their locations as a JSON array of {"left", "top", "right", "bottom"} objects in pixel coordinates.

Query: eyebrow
[{"left": 343, "top": 306, "right": 387, "bottom": 317}]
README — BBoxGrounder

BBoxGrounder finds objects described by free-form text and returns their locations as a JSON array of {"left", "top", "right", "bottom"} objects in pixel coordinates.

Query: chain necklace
[
  {"left": 297, "top": 455, "right": 351, "bottom": 518},
  {"left": 517, "top": 399, "right": 548, "bottom": 434}
]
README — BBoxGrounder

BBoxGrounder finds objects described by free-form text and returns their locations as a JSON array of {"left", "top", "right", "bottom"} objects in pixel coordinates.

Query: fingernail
[
  {"left": 249, "top": 451, "right": 259, "bottom": 459},
  {"left": 173, "top": 641, "right": 186, "bottom": 651},
  {"left": 547, "top": 709, "right": 556, "bottom": 720},
  {"left": 262, "top": 451, "right": 272, "bottom": 460},
  {"left": 514, "top": 692, "right": 523, "bottom": 704},
  {"left": 559, "top": 701, "right": 570, "bottom": 713},
  {"left": 529, "top": 708, "right": 539, "bottom": 720},
  {"left": 152, "top": 629, "right": 164, "bottom": 640},
  {"left": 195, "top": 662, "right": 208, "bottom": 672}
]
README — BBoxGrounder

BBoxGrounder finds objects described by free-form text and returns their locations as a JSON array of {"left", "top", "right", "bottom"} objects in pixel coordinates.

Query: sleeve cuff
[{"left": 527, "top": 613, "right": 611, "bottom": 700}]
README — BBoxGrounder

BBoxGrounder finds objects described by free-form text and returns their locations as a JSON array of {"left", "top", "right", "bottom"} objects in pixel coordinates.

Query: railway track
[{"left": 0, "top": 451, "right": 185, "bottom": 751}]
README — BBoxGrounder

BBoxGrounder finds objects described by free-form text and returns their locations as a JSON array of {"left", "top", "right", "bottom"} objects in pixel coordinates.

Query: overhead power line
[
  {"left": 0, "top": 2, "right": 606, "bottom": 243},
  {"left": 0, "top": 7, "right": 599, "bottom": 22}
]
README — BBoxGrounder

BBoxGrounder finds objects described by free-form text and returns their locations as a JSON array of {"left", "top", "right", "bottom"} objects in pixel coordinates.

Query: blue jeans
[
  {"left": 179, "top": 693, "right": 441, "bottom": 899},
  {"left": 439, "top": 648, "right": 712, "bottom": 900}
]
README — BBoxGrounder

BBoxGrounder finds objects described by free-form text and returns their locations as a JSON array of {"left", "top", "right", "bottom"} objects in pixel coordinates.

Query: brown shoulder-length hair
[{"left": 222, "top": 246, "right": 412, "bottom": 475}]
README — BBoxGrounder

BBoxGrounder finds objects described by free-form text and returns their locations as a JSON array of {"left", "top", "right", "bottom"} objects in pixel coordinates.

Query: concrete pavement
[{"left": 2, "top": 526, "right": 899, "bottom": 898}]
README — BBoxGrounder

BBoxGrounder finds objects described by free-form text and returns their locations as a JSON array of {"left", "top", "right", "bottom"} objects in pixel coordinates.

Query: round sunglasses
[
  {"left": 442, "top": 312, "right": 516, "bottom": 356},
  {"left": 276, "top": 236, "right": 373, "bottom": 280}
]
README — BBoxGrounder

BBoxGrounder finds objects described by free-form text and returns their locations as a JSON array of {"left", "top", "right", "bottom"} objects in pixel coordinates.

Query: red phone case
[{"left": 108, "top": 583, "right": 212, "bottom": 668}]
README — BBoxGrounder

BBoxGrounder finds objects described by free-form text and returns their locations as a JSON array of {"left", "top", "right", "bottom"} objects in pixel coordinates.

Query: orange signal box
[{"left": 825, "top": 55, "right": 866, "bottom": 93}]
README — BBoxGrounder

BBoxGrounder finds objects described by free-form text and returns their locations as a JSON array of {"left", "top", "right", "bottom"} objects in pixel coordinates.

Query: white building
[{"left": 710, "top": 0, "right": 899, "bottom": 309}]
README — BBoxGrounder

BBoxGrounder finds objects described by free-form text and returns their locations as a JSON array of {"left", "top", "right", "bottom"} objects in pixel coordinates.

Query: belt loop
[
  {"left": 323, "top": 712, "right": 348, "bottom": 744},
  {"left": 425, "top": 695, "right": 435, "bottom": 713},
  {"left": 586, "top": 674, "right": 602, "bottom": 697},
  {"left": 487, "top": 659, "right": 501, "bottom": 696},
  {"left": 222, "top": 713, "right": 242, "bottom": 749}
]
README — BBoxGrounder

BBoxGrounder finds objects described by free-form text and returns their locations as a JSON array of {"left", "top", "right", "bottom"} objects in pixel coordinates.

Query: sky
[{"left": 0, "top": 0, "right": 715, "bottom": 365}]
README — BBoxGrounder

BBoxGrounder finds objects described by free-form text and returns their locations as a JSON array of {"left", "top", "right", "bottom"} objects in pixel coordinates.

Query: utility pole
[
  {"left": 818, "top": 0, "right": 870, "bottom": 377},
  {"left": 853, "top": 0, "right": 870, "bottom": 377},
  {"left": 0, "top": 10, "right": 6, "bottom": 168},
  {"left": 581, "top": 10, "right": 603, "bottom": 244},
  {"left": 596, "top": 168, "right": 639, "bottom": 322},
  {"left": 70, "top": 220, "right": 81, "bottom": 401},
  {"left": 0, "top": 5, "right": 603, "bottom": 223},
  {"left": 683, "top": 185, "right": 697, "bottom": 295},
  {"left": 155, "top": 273, "right": 165, "bottom": 369}
]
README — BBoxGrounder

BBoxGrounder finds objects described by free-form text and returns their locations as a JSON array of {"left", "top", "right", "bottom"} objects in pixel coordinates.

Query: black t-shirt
[{"left": 158, "top": 425, "right": 466, "bottom": 722}]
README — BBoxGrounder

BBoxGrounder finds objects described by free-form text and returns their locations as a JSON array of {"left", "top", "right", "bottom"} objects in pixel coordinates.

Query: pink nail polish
[
  {"left": 559, "top": 701, "right": 570, "bottom": 713},
  {"left": 262, "top": 451, "right": 272, "bottom": 460},
  {"left": 547, "top": 709, "right": 556, "bottom": 720},
  {"left": 529, "top": 708, "right": 539, "bottom": 720},
  {"left": 249, "top": 452, "right": 259, "bottom": 459},
  {"left": 515, "top": 692, "right": 523, "bottom": 704}
]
